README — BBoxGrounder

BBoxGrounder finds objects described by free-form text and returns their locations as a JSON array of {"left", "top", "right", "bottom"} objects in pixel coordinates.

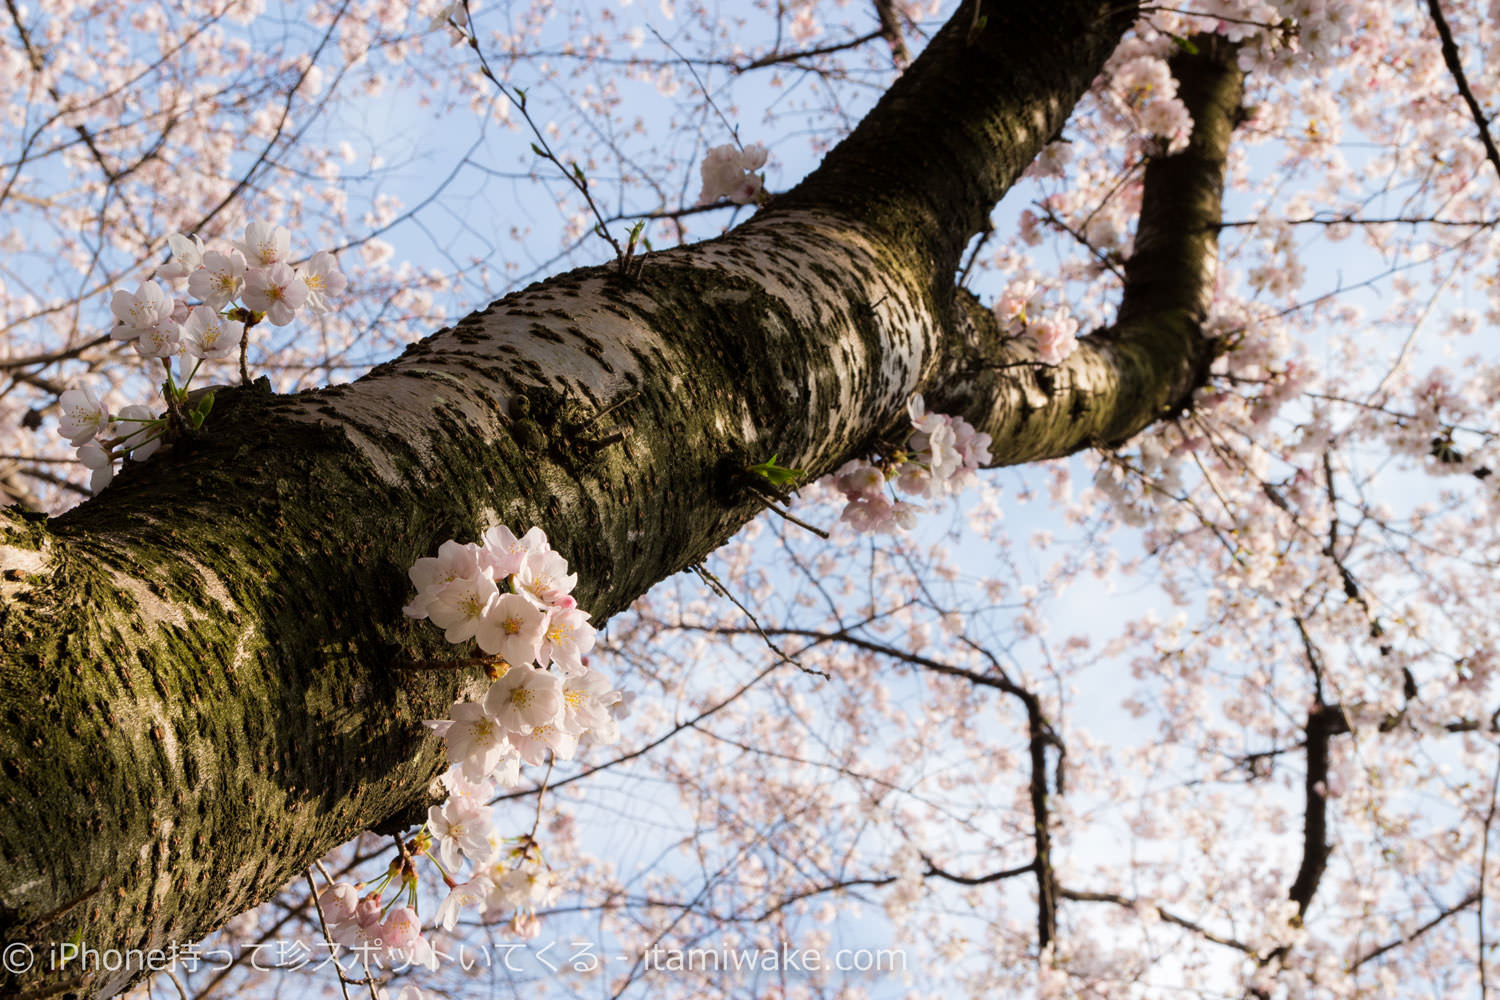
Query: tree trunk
[{"left": 0, "top": 4, "right": 1251, "bottom": 998}]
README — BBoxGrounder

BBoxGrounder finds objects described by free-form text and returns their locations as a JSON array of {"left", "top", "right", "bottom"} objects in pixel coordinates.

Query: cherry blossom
[
  {"left": 537, "top": 606, "right": 596, "bottom": 675},
  {"left": 477, "top": 524, "right": 550, "bottom": 579},
  {"left": 514, "top": 547, "right": 577, "bottom": 607},
  {"left": 403, "top": 540, "right": 487, "bottom": 620},
  {"left": 55, "top": 387, "right": 109, "bottom": 446},
  {"left": 242, "top": 261, "right": 310, "bottom": 326},
  {"left": 423, "top": 574, "right": 500, "bottom": 645},
  {"left": 318, "top": 882, "right": 360, "bottom": 925},
  {"left": 234, "top": 221, "right": 291, "bottom": 269},
  {"left": 188, "top": 250, "right": 248, "bottom": 310},
  {"left": 158, "top": 233, "right": 205, "bottom": 282},
  {"left": 297, "top": 251, "right": 348, "bottom": 313},
  {"left": 76, "top": 442, "right": 112, "bottom": 494},
  {"left": 1028, "top": 308, "right": 1080, "bottom": 365},
  {"left": 108, "top": 281, "right": 178, "bottom": 345},
  {"left": 427, "top": 798, "right": 496, "bottom": 869},
  {"left": 379, "top": 906, "right": 422, "bottom": 951},
  {"left": 697, "top": 143, "right": 769, "bottom": 205},
  {"left": 180, "top": 307, "right": 243, "bottom": 361},
  {"left": 473, "top": 591, "right": 548, "bottom": 664},
  {"left": 482, "top": 664, "right": 563, "bottom": 733},
  {"left": 433, "top": 878, "right": 489, "bottom": 931},
  {"left": 429, "top": 700, "right": 511, "bottom": 783}
]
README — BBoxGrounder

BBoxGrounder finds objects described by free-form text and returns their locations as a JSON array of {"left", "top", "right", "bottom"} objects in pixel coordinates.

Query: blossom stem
[
  {"left": 162, "top": 359, "right": 187, "bottom": 434},
  {"left": 303, "top": 870, "right": 356, "bottom": 1000}
]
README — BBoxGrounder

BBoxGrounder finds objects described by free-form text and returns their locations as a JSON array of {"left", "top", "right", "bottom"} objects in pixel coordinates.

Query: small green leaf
[
  {"left": 1168, "top": 33, "right": 1200, "bottom": 55},
  {"left": 530, "top": 142, "right": 546, "bottom": 158},
  {"left": 748, "top": 454, "right": 805, "bottom": 488}
]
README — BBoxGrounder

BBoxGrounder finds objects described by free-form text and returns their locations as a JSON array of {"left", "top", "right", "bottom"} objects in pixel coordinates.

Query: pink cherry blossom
[
  {"left": 188, "top": 250, "right": 247, "bottom": 310},
  {"left": 242, "top": 262, "right": 309, "bottom": 326},
  {"left": 56, "top": 386, "right": 108, "bottom": 445},
  {"left": 235, "top": 221, "right": 291, "bottom": 268},
  {"left": 697, "top": 143, "right": 769, "bottom": 205},
  {"left": 297, "top": 250, "right": 347, "bottom": 312},
  {"left": 538, "top": 606, "right": 596, "bottom": 676},
  {"left": 483, "top": 664, "right": 563, "bottom": 733},
  {"left": 474, "top": 592, "right": 547, "bottom": 665},
  {"left": 181, "top": 306, "right": 242, "bottom": 361},
  {"left": 109, "top": 280, "right": 176, "bottom": 344}
]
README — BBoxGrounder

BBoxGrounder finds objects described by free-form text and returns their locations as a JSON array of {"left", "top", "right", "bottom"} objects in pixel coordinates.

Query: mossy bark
[{"left": 0, "top": 5, "right": 1253, "bottom": 999}]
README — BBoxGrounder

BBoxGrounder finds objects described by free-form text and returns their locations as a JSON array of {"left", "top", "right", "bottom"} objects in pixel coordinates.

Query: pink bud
[
  {"left": 319, "top": 882, "right": 359, "bottom": 924},
  {"left": 381, "top": 905, "right": 423, "bottom": 950},
  {"left": 355, "top": 894, "right": 383, "bottom": 927}
]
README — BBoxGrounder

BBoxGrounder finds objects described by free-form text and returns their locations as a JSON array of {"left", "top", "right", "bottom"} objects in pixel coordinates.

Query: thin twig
[
  {"left": 1479, "top": 746, "right": 1500, "bottom": 996},
  {"left": 762, "top": 500, "right": 829, "bottom": 538},
  {"left": 529, "top": 759, "right": 555, "bottom": 839},
  {"left": 162, "top": 969, "right": 190, "bottom": 1000},
  {"left": 491, "top": 660, "right": 783, "bottom": 803},
  {"left": 0, "top": 333, "right": 112, "bottom": 371},
  {"left": 1353, "top": 890, "right": 1480, "bottom": 967},
  {"left": 1060, "top": 888, "right": 1256, "bottom": 953},
  {"left": 957, "top": 219, "right": 994, "bottom": 287},
  {"left": 690, "top": 563, "right": 829, "bottom": 679},
  {"left": 736, "top": 30, "right": 884, "bottom": 71},
  {"left": 1424, "top": 0, "right": 1500, "bottom": 186},
  {"left": 649, "top": 26, "right": 742, "bottom": 152},
  {"left": 742, "top": 480, "right": 830, "bottom": 538},
  {"left": 457, "top": 2, "right": 629, "bottom": 268},
  {"left": 304, "top": 870, "right": 355, "bottom": 1000}
]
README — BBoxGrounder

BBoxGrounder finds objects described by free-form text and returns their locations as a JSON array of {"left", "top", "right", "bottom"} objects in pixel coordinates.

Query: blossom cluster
[
  {"left": 697, "top": 143, "right": 769, "bottom": 206},
  {"left": 405, "top": 525, "right": 598, "bottom": 682},
  {"left": 1210, "top": 0, "right": 1356, "bottom": 77},
  {"left": 316, "top": 881, "right": 439, "bottom": 971},
  {"left": 114, "top": 222, "right": 345, "bottom": 356},
  {"left": 55, "top": 221, "right": 347, "bottom": 493},
  {"left": 1109, "top": 55, "right": 1193, "bottom": 153},
  {"left": 426, "top": 0, "right": 468, "bottom": 43},
  {"left": 406, "top": 525, "right": 625, "bottom": 937},
  {"left": 55, "top": 386, "right": 161, "bottom": 492},
  {"left": 831, "top": 394, "right": 992, "bottom": 534},
  {"left": 426, "top": 807, "right": 563, "bottom": 940},
  {"left": 994, "top": 277, "right": 1081, "bottom": 365}
]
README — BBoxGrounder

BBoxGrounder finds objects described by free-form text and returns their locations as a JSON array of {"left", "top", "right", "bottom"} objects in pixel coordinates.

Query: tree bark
[{"left": 0, "top": 4, "right": 1253, "bottom": 998}]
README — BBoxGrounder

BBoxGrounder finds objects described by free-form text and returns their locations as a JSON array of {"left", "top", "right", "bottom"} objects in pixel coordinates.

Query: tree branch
[
  {"left": 0, "top": 5, "right": 1168, "bottom": 998},
  {"left": 770, "top": 0, "right": 1140, "bottom": 277},
  {"left": 933, "top": 34, "right": 1245, "bottom": 462},
  {"left": 1424, "top": 0, "right": 1500, "bottom": 186},
  {"left": 1352, "top": 889, "right": 1480, "bottom": 968},
  {"left": 1059, "top": 887, "right": 1256, "bottom": 953}
]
